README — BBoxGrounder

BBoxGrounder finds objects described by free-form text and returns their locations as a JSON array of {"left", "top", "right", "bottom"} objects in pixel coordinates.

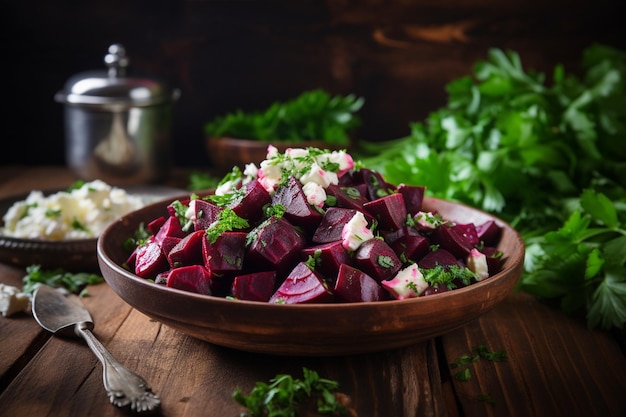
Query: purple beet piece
[
  {"left": 147, "top": 216, "right": 166, "bottom": 235},
  {"left": 326, "top": 183, "right": 369, "bottom": 211},
  {"left": 422, "top": 285, "right": 450, "bottom": 296},
  {"left": 360, "top": 168, "right": 395, "bottom": 200},
  {"left": 231, "top": 270, "right": 277, "bottom": 302},
  {"left": 161, "top": 236, "right": 182, "bottom": 258},
  {"left": 154, "top": 216, "right": 187, "bottom": 246},
  {"left": 190, "top": 198, "right": 223, "bottom": 231},
  {"left": 229, "top": 178, "right": 271, "bottom": 225},
  {"left": 362, "top": 192, "right": 407, "bottom": 231},
  {"left": 246, "top": 217, "right": 307, "bottom": 274},
  {"left": 312, "top": 207, "right": 358, "bottom": 243},
  {"left": 300, "top": 240, "right": 351, "bottom": 279},
  {"left": 476, "top": 220, "right": 502, "bottom": 246},
  {"left": 269, "top": 262, "right": 333, "bottom": 304},
  {"left": 202, "top": 231, "right": 247, "bottom": 274},
  {"left": 389, "top": 228, "right": 429, "bottom": 262},
  {"left": 271, "top": 175, "right": 323, "bottom": 233},
  {"left": 166, "top": 264, "right": 212, "bottom": 295},
  {"left": 135, "top": 236, "right": 169, "bottom": 278},
  {"left": 354, "top": 238, "right": 402, "bottom": 282},
  {"left": 397, "top": 184, "right": 426, "bottom": 214},
  {"left": 481, "top": 246, "right": 504, "bottom": 274},
  {"left": 453, "top": 223, "right": 479, "bottom": 246},
  {"left": 432, "top": 224, "right": 474, "bottom": 258},
  {"left": 168, "top": 229, "right": 204, "bottom": 268},
  {"left": 418, "top": 248, "right": 458, "bottom": 269},
  {"left": 334, "top": 264, "right": 388, "bottom": 302}
]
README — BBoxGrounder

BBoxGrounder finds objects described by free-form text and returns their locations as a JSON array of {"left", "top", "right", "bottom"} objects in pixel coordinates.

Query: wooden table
[{"left": 1, "top": 166, "right": 625, "bottom": 417}]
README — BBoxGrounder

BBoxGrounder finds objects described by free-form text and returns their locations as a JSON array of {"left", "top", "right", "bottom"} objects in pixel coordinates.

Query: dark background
[{"left": 3, "top": 0, "right": 625, "bottom": 169}]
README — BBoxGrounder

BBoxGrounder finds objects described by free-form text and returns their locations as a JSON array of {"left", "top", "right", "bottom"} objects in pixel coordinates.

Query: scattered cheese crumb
[{"left": 0, "top": 284, "right": 31, "bottom": 317}]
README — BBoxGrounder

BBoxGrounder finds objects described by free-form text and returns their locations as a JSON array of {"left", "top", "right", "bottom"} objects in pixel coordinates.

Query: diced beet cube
[
  {"left": 362, "top": 192, "right": 407, "bottom": 231},
  {"left": 432, "top": 224, "right": 474, "bottom": 258},
  {"left": 453, "top": 223, "right": 479, "bottom": 246},
  {"left": 229, "top": 178, "right": 271, "bottom": 225},
  {"left": 246, "top": 217, "right": 307, "bottom": 274},
  {"left": 389, "top": 230, "right": 429, "bottom": 263},
  {"left": 481, "top": 246, "right": 504, "bottom": 274},
  {"left": 334, "top": 264, "right": 388, "bottom": 302},
  {"left": 208, "top": 275, "right": 235, "bottom": 297},
  {"left": 269, "top": 262, "right": 333, "bottom": 304},
  {"left": 166, "top": 264, "right": 212, "bottom": 295},
  {"left": 354, "top": 238, "right": 402, "bottom": 282},
  {"left": 160, "top": 235, "right": 182, "bottom": 259},
  {"left": 147, "top": 216, "right": 166, "bottom": 235},
  {"left": 154, "top": 216, "right": 187, "bottom": 246},
  {"left": 202, "top": 231, "right": 247, "bottom": 274},
  {"left": 476, "top": 220, "right": 502, "bottom": 246},
  {"left": 300, "top": 241, "right": 351, "bottom": 279},
  {"left": 231, "top": 271, "right": 277, "bottom": 302},
  {"left": 418, "top": 248, "right": 459, "bottom": 269},
  {"left": 326, "top": 183, "right": 369, "bottom": 211},
  {"left": 312, "top": 207, "right": 358, "bottom": 243},
  {"left": 397, "top": 184, "right": 426, "bottom": 214},
  {"left": 190, "top": 198, "right": 223, "bottom": 231},
  {"left": 360, "top": 169, "right": 395, "bottom": 200},
  {"left": 135, "top": 237, "right": 169, "bottom": 278},
  {"left": 271, "top": 175, "right": 323, "bottom": 233},
  {"left": 168, "top": 230, "right": 205, "bottom": 268}
]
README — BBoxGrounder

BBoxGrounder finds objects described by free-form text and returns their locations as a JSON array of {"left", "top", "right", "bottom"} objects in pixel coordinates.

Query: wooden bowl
[
  {"left": 97, "top": 196, "right": 524, "bottom": 356},
  {"left": 206, "top": 137, "right": 348, "bottom": 175}
]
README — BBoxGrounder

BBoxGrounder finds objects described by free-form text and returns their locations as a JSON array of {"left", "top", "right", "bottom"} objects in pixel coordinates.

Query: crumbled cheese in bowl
[{"left": 1, "top": 180, "right": 145, "bottom": 240}]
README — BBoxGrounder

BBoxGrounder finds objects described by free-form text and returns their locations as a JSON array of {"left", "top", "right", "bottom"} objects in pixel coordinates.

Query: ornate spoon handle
[{"left": 76, "top": 322, "right": 161, "bottom": 413}]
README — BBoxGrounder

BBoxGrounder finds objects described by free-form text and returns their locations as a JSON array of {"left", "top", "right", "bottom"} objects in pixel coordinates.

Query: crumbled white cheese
[
  {"left": 381, "top": 263, "right": 427, "bottom": 300},
  {"left": 413, "top": 211, "right": 445, "bottom": 230},
  {"left": 467, "top": 248, "right": 489, "bottom": 281},
  {"left": 341, "top": 211, "right": 374, "bottom": 251},
  {"left": 1, "top": 179, "right": 145, "bottom": 240},
  {"left": 302, "top": 182, "right": 327, "bottom": 208},
  {"left": 0, "top": 284, "right": 31, "bottom": 317}
]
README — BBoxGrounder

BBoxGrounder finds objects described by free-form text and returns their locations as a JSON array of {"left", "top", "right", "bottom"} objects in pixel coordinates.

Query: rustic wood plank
[
  {"left": 440, "top": 292, "right": 626, "bottom": 417},
  {"left": 0, "top": 282, "right": 447, "bottom": 416}
]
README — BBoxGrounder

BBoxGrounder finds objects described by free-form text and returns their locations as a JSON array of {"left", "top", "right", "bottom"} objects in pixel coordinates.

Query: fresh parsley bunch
[
  {"left": 204, "top": 89, "right": 364, "bottom": 145},
  {"left": 358, "top": 44, "right": 626, "bottom": 330}
]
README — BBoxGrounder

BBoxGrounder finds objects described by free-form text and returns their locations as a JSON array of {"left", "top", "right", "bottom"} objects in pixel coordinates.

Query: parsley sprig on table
[
  {"left": 22, "top": 265, "right": 103, "bottom": 296},
  {"left": 233, "top": 367, "right": 348, "bottom": 417},
  {"left": 358, "top": 44, "right": 626, "bottom": 330}
]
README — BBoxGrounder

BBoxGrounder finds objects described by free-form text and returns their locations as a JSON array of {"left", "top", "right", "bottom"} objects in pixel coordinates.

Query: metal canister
[{"left": 55, "top": 44, "right": 180, "bottom": 185}]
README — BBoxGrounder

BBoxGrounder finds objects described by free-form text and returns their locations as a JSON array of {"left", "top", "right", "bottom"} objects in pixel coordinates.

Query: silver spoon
[{"left": 32, "top": 284, "right": 160, "bottom": 413}]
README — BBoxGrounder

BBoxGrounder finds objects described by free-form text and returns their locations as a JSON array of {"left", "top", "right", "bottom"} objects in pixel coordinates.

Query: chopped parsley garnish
[
  {"left": 450, "top": 344, "right": 508, "bottom": 383},
  {"left": 71, "top": 217, "right": 90, "bottom": 233},
  {"left": 421, "top": 264, "right": 477, "bottom": 289},
  {"left": 206, "top": 208, "right": 249, "bottom": 243},
  {"left": 45, "top": 208, "right": 61, "bottom": 218}
]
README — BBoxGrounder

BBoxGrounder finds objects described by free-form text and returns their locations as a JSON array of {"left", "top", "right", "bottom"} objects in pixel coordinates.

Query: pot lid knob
[{"left": 104, "top": 44, "right": 129, "bottom": 78}]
